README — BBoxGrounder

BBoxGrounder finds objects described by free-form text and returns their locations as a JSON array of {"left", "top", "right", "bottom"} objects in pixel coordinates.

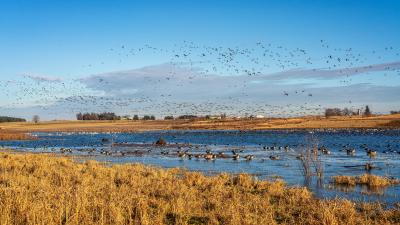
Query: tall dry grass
[
  {"left": 332, "top": 174, "right": 400, "bottom": 187},
  {"left": 0, "top": 132, "right": 31, "bottom": 140},
  {"left": 0, "top": 152, "right": 399, "bottom": 225}
]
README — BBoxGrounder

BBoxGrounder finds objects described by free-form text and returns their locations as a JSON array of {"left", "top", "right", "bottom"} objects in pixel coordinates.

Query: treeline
[
  {"left": 390, "top": 111, "right": 400, "bottom": 115},
  {"left": 125, "top": 115, "right": 156, "bottom": 120},
  {"left": 76, "top": 113, "right": 157, "bottom": 121},
  {"left": 325, "top": 105, "right": 371, "bottom": 117},
  {"left": 0, "top": 116, "right": 26, "bottom": 123},
  {"left": 135, "top": 115, "right": 156, "bottom": 120},
  {"left": 76, "top": 112, "right": 121, "bottom": 120},
  {"left": 163, "top": 114, "right": 227, "bottom": 120},
  {"left": 164, "top": 115, "right": 195, "bottom": 120}
]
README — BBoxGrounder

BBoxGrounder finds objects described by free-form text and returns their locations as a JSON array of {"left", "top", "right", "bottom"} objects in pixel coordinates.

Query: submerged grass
[
  {"left": 332, "top": 174, "right": 400, "bottom": 187},
  {"left": 0, "top": 152, "right": 399, "bottom": 225}
]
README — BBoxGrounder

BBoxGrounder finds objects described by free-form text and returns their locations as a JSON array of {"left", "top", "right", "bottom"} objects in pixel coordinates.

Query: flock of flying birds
[{"left": 1, "top": 40, "right": 400, "bottom": 118}]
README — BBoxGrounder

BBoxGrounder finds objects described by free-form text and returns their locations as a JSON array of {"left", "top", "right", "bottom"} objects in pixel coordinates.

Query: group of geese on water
[
  {"left": 47, "top": 140, "right": 388, "bottom": 161},
  {"left": 29, "top": 135, "right": 399, "bottom": 170},
  {"left": 10, "top": 135, "right": 399, "bottom": 173},
  {"left": 93, "top": 140, "right": 387, "bottom": 163},
  {"left": 31, "top": 138, "right": 395, "bottom": 162}
]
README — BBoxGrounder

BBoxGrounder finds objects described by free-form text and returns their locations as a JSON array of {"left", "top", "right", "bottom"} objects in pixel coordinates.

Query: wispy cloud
[
  {"left": 262, "top": 61, "right": 400, "bottom": 80},
  {"left": 79, "top": 62, "right": 400, "bottom": 105},
  {"left": 21, "top": 74, "right": 63, "bottom": 83}
]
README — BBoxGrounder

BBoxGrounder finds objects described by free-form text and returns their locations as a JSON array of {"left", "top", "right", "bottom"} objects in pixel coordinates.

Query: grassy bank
[{"left": 0, "top": 152, "right": 399, "bottom": 225}]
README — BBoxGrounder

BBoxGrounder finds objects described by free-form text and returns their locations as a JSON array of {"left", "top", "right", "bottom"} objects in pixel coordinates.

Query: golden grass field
[
  {"left": 1, "top": 114, "right": 400, "bottom": 134},
  {"left": 0, "top": 151, "right": 399, "bottom": 225}
]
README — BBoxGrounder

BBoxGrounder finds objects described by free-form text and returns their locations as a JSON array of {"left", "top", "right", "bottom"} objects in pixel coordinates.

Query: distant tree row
[
  {"left": 141, "top": 115, "right": 156, "bottom": 120},
  {"left": 177, "top": 115, "right": 198, "bottom": 120},
  {"left": 122, "top": 115, "right": 156, "bottom": 120},
  {"left": 325, "top": 105, "right": 372, "bottom": 117},
  {"left": 390, "top": 111, "right": 400, "bottom": 115},
  {"left": 163, "top": 114, "right": 228, "bottom": 120},
  {"left": 76, "top": 112, "right": 121, "bottom": 120},
  {"left": 0, "top": 116, "right": 26, "bottom": 123}
]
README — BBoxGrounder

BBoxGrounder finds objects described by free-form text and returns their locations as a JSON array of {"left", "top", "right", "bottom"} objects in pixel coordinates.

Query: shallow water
[{"left": 1, "top": 129, "right": 399, "bottom": 204}]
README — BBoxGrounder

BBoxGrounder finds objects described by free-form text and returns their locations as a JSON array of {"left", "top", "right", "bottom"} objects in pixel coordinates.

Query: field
[
  {"left": 1, "top": 114, "right": 400, "bottom": 134},
  {"left": 0, "top": 151, "right": 399, "bottom": 225}
]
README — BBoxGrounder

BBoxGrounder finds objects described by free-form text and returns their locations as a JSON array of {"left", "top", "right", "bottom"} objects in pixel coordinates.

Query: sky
[{"left": 0, "top": 0, "right": 400, "bottom": 120}]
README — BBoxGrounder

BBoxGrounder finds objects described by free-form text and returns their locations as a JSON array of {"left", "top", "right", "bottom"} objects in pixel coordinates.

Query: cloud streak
[
  {"left": 79, "top": 62, "right": 400, "bottom": 106},
  {"left": 22, "top": 74, "right": 63, "bottom": 83},
  {"left": 262, "top": 61, "right": 400, "bottom": 80}
]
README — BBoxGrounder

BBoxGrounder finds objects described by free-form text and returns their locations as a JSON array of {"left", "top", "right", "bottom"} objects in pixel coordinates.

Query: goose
[
  {"left": 178, "top": 152, "right": 186, "bottom": 158},
  {"left": 161, "top": 150, "right": 169, "bottom": 155},
  {"left": 367, "top": 150, "right": 377, "bottom": 157},
  {"left": 365, "top": 163, "right": 374, "bottom": 171},
  {"left": 269, "top": 155, "right": 280, "bottom": 160},
  {"left": 346, "top": 148, "right": 356, "bottom": 155},
  {"left": 244, "top": 155, "right": 254, "bottom": 160},
  {"left": 322, "top": 149, "right": 331, "bottom": 155},
  {"left": 204, "top": 154, "right": 215, "bottom": 160}
]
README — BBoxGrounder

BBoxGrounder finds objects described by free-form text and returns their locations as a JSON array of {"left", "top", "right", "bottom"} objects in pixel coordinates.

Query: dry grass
[
  {"left": 0, "top": 132, "right": 32, "bottom": 141},
  {"left": 0, "top": 152, "right": 399, "bottom": 225},
  {"left": 332, "top": 174, "right": 400, "bottom": 187},
  {"left": 385, "top": 120, "right": 400, "bottom": 128},
  {"left": 1, "top": 114, "right": 400, "bottom": 133}
]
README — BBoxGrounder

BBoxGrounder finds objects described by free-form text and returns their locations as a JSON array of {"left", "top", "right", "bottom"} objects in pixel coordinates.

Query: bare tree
[{"left": 32, "top": 115, "right": 40, "bottom": 124}]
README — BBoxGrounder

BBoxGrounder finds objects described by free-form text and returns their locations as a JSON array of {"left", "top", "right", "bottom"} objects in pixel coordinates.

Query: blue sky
[{"left": 0, "top": 0, "right": 400, "bottom": 119}]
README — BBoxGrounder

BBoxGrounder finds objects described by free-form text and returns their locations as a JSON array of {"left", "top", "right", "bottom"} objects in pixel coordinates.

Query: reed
[{"left": 0, "top": 152, "right": 398, "bottom": 225}]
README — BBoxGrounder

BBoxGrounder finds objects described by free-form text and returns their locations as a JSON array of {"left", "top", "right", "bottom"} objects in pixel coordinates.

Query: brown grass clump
[
  {"left": 385, "top": 120, "right": 400, "bottom": 128},
  {"left": 332, "top": 174, "right": 400, "bottom": 187},
  {"left": 0, "top": 132, "right": 32, "bottom": 140},
  {"left": 0, "top": 152, "right": 399, "bottom": 225}
]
